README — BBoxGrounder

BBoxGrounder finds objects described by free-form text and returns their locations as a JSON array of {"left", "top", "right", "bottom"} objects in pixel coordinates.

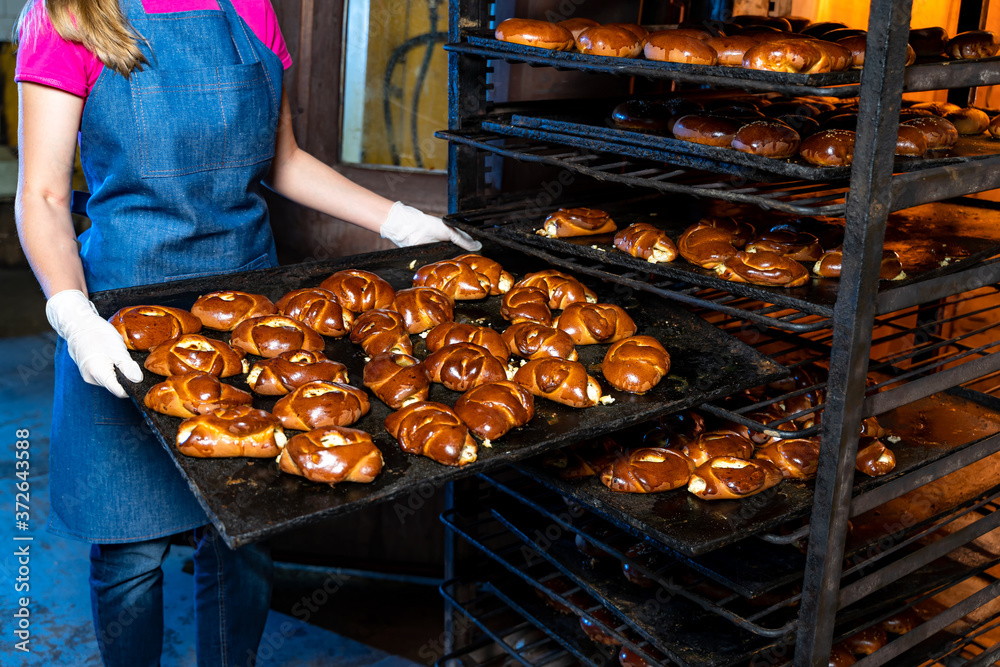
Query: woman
[{"left": 14, "top": 1, "right": 478, "bottom": 665}]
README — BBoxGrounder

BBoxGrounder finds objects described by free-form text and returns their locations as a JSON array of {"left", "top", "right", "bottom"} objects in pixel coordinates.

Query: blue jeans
[{"left": 89, "top": 525, "right": 273, "bottom": 667}]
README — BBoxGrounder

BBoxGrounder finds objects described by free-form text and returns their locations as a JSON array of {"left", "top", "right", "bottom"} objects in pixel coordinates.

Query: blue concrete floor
[{"left": 0, "top": 333, "right": 421, "bottom": 666}]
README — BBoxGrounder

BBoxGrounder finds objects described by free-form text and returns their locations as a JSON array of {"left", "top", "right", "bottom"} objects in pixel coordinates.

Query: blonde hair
[{"left": 15, "top": 0, "right": 147, "bottom": 76}]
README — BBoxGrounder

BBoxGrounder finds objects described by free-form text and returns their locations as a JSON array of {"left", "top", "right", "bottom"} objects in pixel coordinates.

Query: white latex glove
[
  {"left": 46, "top": 290, "right": 143, "bottom": 399},
  {"left": 380, "top": 201, "right": 482, "bottom": 252}
]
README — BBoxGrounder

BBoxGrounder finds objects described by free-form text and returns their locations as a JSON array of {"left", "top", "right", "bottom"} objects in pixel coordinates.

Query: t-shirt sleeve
[
  {"left": 14, "top": 2, "right": 103, "bottom": 98},
  {"left": 256, "top": 0, "right": 292, "bottom": 70}
]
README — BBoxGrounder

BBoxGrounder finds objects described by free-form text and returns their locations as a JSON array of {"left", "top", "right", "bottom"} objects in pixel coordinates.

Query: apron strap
[{"left": 216, "top": 0, "right": 260, "bottom": 66}]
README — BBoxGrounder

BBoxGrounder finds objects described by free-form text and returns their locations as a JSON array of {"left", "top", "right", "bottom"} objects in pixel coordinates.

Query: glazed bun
[
  {"left": 384, "top": 401, "right": 477, "bottom": 466},
  {"left": 144, "top": 372, "right": 252, "bottom": 418},
  {"left": 190, "top": 291, "right": 276, "bottom": 331},
  {"left": 555, "top": 302, "right": 637, "bottom": 345},
  {"left": 500, "top": 286, "right": 552, "bottom": 325},
  {"left": 412, "top": 260, "right": 490, "bottom": 300},
  {"left": 743, "top": 39, "right": 830, "bottom": 73},
  {"left": 422, "top": 342, "right": 508, "bottom": 393},
  {"left": 349, "top": 309, "right": 413, "bottom": 356},
  {"left": 901, "top": 116, "right": 958, "bottom": 150},
  {"left": 425, "top": 322, "right": 511, "bottom": 363},
  {"left": 754, "top": 438, "right": 821, "bottom": 479},
  {"left": 177, "top": 406, "right": 285, "bottom": 458},
  {"left": 539, "top": 207, "right": 617, "bottom": 238},
  {"left": 945, "top": 107, "right": 990, "bottom": 135},
  {"left": 452, "top": 253, "right": 514, "bottom": 295},
  {"left": 732, "top": 121, "right": 801, "bottom": 158},
  {"left": 909, "top": 26, "right": 949, "bottom": 57},
  {"left": 600, "top": 447, "right": 694, "bottom": 493},
  {"left": 643, "top": 32, "right": 718, "bottom": 65},
  {"left": 716, "top": 250, "right": 810, "bottom": 288},
  {"left": 392, "top": 287, "right": 454, "bottom": 334},
  {"left": 990, "top": 114, "right": 1000, "bottom": 138},
  {"left": 577, "top": 26, "right": 643, "bottom": 58},
  {"left": 278, "top": 426, "right": 383, "bottom": 485},
  {"left": 705, "top": 35, "right": 760, "bottom": 66},
  {"left": 613, "top": 223, "right": 678, "bottom": 263},
  {"left": 896, "top": 125, "right": 928, "bottom": 156},
  {"left": 687, "top": 457, "right": 784, "bottom": 499},
  {"left": 319, "top": 269, "right": 396, "bottom": 312},
  {"left": 513, "top": 358, "right": 602, "bottom": 408},
  {"left": 495, "top": 18, "right": 574, "bottom": 51},
  {"left": 681, "top": 430, "right": 754, "bottom": 467},
  {"left": 230, "top": 315, "right": 325, "bottom": 359},
  {"left": 272, "top": 380, "right": 370, "bottom": 431},
  {"left": 514, "top": 270, "right": 597, "bottom": 309},
  {"left": 601, "top": 335, "right": 671, "bottom": 394},
  {"left": 247, "top": 350, "right": 348, "bottom": 396},
  {"left": 557, "top": 17, "right": 598, "bottom": 41},
  {"left": 276, "top": 288, "right": 354, "bottom": 338},
  {"left": 945, "top": 30, "right": 999, "bottom": 59},
  {"left": 110, "top": 305, "right": 202, "bottom": 351},
  {"left": 453, "top": 380, "right": 535, "bottom": 441},
  {"left": 605, "top": 23, "right": 649, "bottom": 41},
  {"left": 812, "top": 39, "right": 853, "bottom": 70},
  {"left": 501, "top": 321, "right": 578, "bottom": 361},
  {"left": 145, "top": 334, "right": 245, "bottom": 377},
  {"left": 799, "top": 129, "right": 856, "bottom": 167},
  {"left": 362, "top": 351, "right": 430, "bottom": 409},
  {"left": 672, "top": 114, "right": 742, "bottom": 147}
]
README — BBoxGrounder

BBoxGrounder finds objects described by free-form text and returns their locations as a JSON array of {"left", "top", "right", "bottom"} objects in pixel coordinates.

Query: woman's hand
[
  {"left": 46, "top": 290, "right": 143, "bottom": 398},
  {"left": 380, "top": 202, "right": 481, "bottom": 251}
]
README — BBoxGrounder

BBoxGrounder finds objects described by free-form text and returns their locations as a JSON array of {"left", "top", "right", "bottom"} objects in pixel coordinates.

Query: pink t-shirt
[{"left": 15, "top": 0, "right": 293, "bottom": 100}]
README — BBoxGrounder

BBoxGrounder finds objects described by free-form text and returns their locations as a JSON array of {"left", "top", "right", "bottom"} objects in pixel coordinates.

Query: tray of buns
[
  {"left": 447, "top": 196, "right": 1000, "bottom": 319},
  {"left": 90, "top": 241, "right": 784, "bottom": 548},
  {"left": 481, "top": 112, "right": 1000, "bottom": 184},
  {"left": 515, "top": 387, "right": 1000, "bottom": 557}
]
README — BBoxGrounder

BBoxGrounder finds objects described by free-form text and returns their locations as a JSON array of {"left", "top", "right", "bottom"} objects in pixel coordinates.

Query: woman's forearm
[
  {"left": 265, "top": 146, "right": 394, "bottom": 233},
  {"left": 16, "top": 190, "right": 87, "bottom": 298}
]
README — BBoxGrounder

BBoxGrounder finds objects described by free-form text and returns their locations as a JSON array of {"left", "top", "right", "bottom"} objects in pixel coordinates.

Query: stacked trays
[{"left": 90, "top": 241, "right": 784, "bottom": 548}]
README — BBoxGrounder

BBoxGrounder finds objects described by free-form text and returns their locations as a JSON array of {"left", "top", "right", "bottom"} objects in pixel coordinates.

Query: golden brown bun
[
  {"left": 145, "top": 334, "right": 245, "bottom": 377},
  {"left": 555, "top": 302, "right": 638, "bottom": 345},
  {"left": 677, "top": 223, "right": 739, "bottom": 269},
  {"left": 600, "top": 447, "right": 693, "bottom": 493},
  {"left": 672, "top": 114, "right": 742, "bottom": 147},
  {"left": 176, "top": 405, "right": 284, "bottom": 458},
  {"left": 990, "top": 114, "right": 1000, "bottom": 138},
  {"left": 843, "top": 627, "right": 888, "bottom": 656},
  {"left": 144, "top": 372, "right": 252, "bottom": 418},
  {"left": 514, "top": 270, "right": 598, "bottom": 309},
  {"left": 946, "top": 30, "right": 999, "bottom": 59},
  {"left": 452, "top": 253, "right": 514, "bottom": 295},
  {"left": 601, "top": 335, "right": 670, "bottom": 394},
  {"left": 423, "top": 342, "right": 507, "bottom": 392},
  {"left": 743, "top": 39, "right": 830, "bottom": 72},
  {"left": 799, "top": 129, "right": 856, "bottom": 166},
  {"left": 688, "top": 457, "right": 784, "bottom": 499},
  {"left": 813, "top": 249, "right": 903, "bottom": 280},
  {"left": 190, "top": 291, "right": 276, "bottom": 331},
  {"left": 578, "top": 607, "right": 619, "bottom": 645},
  {"left": 812, "top": 39, "right": 853, "bottom": 70},
  {"left": 502, "top": 321, "right": 577, "bottom": 361},
  {"left": 577, "top": 26, "right": 642, "bottom": 58},
  {"left": 230, "top": 315, "right": 325, "bottom": 358},
  {"left": 500, "top": 286, "right": 553, "bottom": 325},
  {"left": 909, "top": 26, "right": 949, "bottom": 57},
  {"left": 384, "top": 401, "right": 477, "bottom": 466},
  {"left": 391, "top": 287, "right": 454, "bottom": 334},
  {"left": 278, "top": 426, "right": 383, "bottom": 484},
  {"left": 605, "top": 23, "right": 649, "bottom": 40},
  {"left": 349, "top": 309, "right": 413, "bottom": 356},
  {"left": 538, "top": 207, "right": 617, "bottom": 238},
  {"left": 754, "top": 438, "right": 820, "bottom": 479},
  {"left": 412, "top": 260, "right": 490, "bottom": 300},
  {"left": 682, "top": 431, "right": 754, "bottom": 467},
  {"left": 909, "top": 101, "right": 961, "bottom": 116},
  {"left": 495, "top": 18, "right": 574, "bottom": 51},
  {"left": 276, "top": 288, "right": 354, "bottom": 338},
  {"left": 110, "top": 305, "right": 202, "bottom": 351},
  {"left": 514, "top": 358, "right": 602, "bottom": 408},
  {"left": 901, "top": 116, "right": 958, "bottom": 150},
  {"left": 272, "top": 380, "right": 370, "bottom": 431},
  {"left": 895, "top": 125, "right": 928, "bottom": 156},
  {"left": 732, "top": 121, "right": 801, "bottom": 158},
  {"left": 745, "top": 230, "right": 822, "bottom": 261},
  {"left": 362, "top": 351, "right": 429, "bottom": 409},
  {"left": 856, "top": 438, "right": 896, "bottom": 476},
  {"left": 557, "top": 17, "right": 598, "bottom": 41},
  {"left": 426, "top": 322, "right": 511, "bottom": 363},
  {"left": 838, "top": 35, "right": 915, "bottom": 68},
  {"left": 247, "top": 350, "right": 348, "bottom": 396},
  {"left": 945, "top": 107, "right": 990, "bottom": 135},
  {"left": 829, "top": 644, "right": 858, "bottom": 667},
  {"left": 319, "top": 269, "right": 396, "bottom": 312},
  {"left": 706, "top": 35, "right": 759, "bottom": 66},
  {"left": 716, "top": 250, "right": 810, "bottom": 288},
  {"left": 644, "top": 32, "right": 718, "bottom": 64},
  {"left": 704, "top": 216, "right": 756, "bottom": 247},
  {"left": 879, "top": 608, "right": 922, "bottom": 634},
  {"left": 613, "top": 223, "right": 678, "bottom": 263},
  {"left": 453, "top": 380, "right": 534, "bottom": 440}
]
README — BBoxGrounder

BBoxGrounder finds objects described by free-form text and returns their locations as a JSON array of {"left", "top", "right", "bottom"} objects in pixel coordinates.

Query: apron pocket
[{"left": 132, "top": 61, "right": 277, "bottom": 178}]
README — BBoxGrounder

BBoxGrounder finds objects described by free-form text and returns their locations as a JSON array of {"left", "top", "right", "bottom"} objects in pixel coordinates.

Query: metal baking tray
[
  {"left": 484, "top": 112, "right": 1000, "bottom": 184},
  {"left": 515, "top": 388, "right": 1000, "bottom": 557},
  {"left": 447, "top": 33, "right": 861, "bottom": 98},
  {"left": 447, "top": 196, "right": 1000, "bottom": 319},
  {"left": 89, "top": 242, "right": 785, "bottom": 548}
]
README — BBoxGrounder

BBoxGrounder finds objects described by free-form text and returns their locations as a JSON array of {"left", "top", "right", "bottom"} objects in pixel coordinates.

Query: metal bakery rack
[{"left": 438, "top": 0, "right": 1000, "bottom": 666}]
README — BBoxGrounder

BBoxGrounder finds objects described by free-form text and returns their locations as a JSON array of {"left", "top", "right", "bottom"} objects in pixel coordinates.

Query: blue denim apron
[{"left": 49, "top": 0, "right": 284, "bottom": 542}]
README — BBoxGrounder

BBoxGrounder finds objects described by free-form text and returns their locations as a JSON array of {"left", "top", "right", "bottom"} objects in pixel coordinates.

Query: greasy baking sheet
[
  {"left": 483, "top": 113, "right": 1000, "bottom": 183},
  {"left": 516, "top": 388, "right": 1000, "bottom": 557},
  {"left": 90, "top": 242, "right": 784, "bottom": 548},
  {"left": 448, "top": 196, "right": 1000, "bottom": 318}
]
